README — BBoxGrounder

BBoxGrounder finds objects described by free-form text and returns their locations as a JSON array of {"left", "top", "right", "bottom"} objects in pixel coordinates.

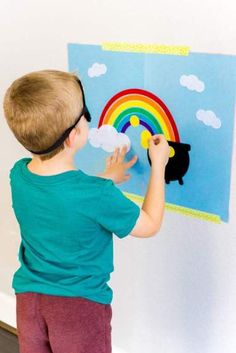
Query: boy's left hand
[{"left": 98, "top": 145, "right": 138, "bottom": 184}]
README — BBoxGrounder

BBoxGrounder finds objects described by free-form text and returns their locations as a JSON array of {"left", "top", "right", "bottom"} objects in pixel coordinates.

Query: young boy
[{"left": 3, "top": 70, "right": 169, "bottom": 353}]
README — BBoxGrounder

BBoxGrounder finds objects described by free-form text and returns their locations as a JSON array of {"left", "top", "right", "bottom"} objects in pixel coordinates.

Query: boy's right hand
[{"left": 148, "top": 134, "right": 170, "bottom": 170}]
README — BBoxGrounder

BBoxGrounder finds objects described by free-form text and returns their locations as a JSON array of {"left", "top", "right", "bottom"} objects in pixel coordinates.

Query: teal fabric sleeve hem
[{"left": 116, "top": 203, "right": 141, "bottom": 238}]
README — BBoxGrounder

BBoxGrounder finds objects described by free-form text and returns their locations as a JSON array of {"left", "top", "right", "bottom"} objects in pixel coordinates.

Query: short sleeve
[{"left": 95, "top": 180, "right": 140, "bottom": 238}]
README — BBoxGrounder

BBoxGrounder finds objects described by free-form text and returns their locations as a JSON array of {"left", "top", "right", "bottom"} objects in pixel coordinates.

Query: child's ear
[{"left": 65, "top": 128, "right": 78, "bottom": 148}]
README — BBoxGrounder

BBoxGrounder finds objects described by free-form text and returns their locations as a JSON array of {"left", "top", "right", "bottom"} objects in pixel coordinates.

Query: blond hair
[{"left": 3, "top": 70, "right": 83, "bottom": 160}]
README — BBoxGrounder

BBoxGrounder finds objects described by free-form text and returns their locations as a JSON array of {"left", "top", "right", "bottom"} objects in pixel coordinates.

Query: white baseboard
[{"left": 0, "top": 291, "right": 16, "bottom": 328}]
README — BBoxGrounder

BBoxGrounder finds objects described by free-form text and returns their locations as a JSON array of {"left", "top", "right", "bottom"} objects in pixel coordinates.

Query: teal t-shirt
[{"left": 10, "top": 158, "right": 140, "bottom": 304}]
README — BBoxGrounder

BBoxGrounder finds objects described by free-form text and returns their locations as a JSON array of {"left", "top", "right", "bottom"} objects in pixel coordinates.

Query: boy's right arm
[{"left": 130, "top": 135, "right": 169, "bottom": 238}]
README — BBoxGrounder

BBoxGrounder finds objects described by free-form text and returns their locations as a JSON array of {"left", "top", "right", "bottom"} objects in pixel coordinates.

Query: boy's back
[
  {"left": 4, "top": 69, "right": 169, "bottom": 353},
  {"left": 10, "top": 157, "right": 140, "bottom": 305}
]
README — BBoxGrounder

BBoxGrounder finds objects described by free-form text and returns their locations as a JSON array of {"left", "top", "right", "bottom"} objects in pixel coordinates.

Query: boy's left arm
[{"left": 97, "top": 145, "right": 137, "bottom": 184}]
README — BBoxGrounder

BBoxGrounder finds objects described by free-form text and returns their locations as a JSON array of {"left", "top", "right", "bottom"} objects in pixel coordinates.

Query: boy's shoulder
[
  {"left": 79, "top": 173, "right": 121, "bottom": 201},
  {"left": 80, "top": 171, "right": 115, "bottom": 189},
  {"left": 9, "top": 157, "right": 115, "bottom": 191},
  {"left": 10, "top": 158, "right": 31, "bottom": 175}
]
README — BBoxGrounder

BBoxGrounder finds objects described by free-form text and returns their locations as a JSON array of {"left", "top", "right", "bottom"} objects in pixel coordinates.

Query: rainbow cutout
[{"left": 98, "top": 88, "right": 180, "bottom": 142}]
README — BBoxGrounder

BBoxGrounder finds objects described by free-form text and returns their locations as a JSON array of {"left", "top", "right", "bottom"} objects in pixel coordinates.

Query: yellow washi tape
[
  {"left": 102, "top": 42, "right": 189, "bottom": 56},
  {"left": 123, "top": 192, "right": 221, "bottom": 224}
]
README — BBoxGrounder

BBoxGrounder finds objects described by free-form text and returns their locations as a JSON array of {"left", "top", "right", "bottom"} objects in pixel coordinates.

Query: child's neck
[{"left": 27, "top": 151, "right": 77, "bottom": 176}]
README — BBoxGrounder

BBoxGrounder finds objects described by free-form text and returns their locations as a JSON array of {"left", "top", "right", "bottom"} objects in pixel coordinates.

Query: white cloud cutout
[
  {"left": 88, "top": 125, "right": 131, "bottom": 152},
  {"left": 180, "top": 74, "right": 205, "bottom": 92},
  {"left": 196, "top": 109, "right": 221, "bottom": 129},
  {"left": 88, "top": 63, "right": 107, "bottom": 78}
]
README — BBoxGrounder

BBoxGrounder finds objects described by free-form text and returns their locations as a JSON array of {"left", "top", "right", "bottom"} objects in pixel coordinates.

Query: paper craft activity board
[{"left": 68, "top": 43, "right": 236, "bottom": 223}]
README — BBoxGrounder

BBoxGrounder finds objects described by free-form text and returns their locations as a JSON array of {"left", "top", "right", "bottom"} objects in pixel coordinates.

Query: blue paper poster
[{"left": 68, "top": 43, "right": 236, "bottom": 223}]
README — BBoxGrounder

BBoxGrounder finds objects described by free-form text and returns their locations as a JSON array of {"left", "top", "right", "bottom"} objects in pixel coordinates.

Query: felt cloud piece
[{"left": 88, "top": 125, "right": 131, "bottom": 152}]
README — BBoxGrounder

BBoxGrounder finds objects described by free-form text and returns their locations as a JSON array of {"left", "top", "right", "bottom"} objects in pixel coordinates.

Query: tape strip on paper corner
[
  {"left": 123, "top": 192, "right": 221, "bottom": 224},
  {"left": 102, "top": 42, "right": 190, "bottom": 56},
  {"left": 165, "top": 203, "right": 221, "bottom": 224}
]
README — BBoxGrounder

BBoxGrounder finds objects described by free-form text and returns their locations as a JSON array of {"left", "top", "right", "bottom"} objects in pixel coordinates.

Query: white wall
[{"left": 0, "top": 1, "right": 235, "bottom": 352}]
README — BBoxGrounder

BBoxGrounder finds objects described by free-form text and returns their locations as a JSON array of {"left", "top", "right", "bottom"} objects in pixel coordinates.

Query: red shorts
[{"left": 16, "top": 292, "right": 112, "bottom": 353}]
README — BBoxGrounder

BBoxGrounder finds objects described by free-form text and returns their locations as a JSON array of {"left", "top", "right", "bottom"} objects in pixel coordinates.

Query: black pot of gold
[{"left": 147, "top": 141, "right": 191, "bottom": 185}]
